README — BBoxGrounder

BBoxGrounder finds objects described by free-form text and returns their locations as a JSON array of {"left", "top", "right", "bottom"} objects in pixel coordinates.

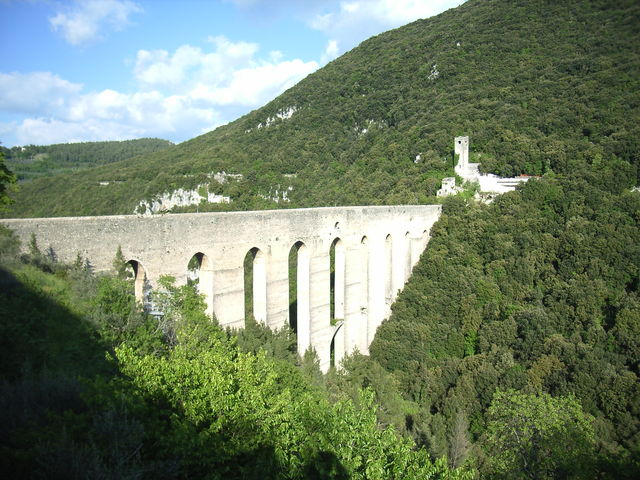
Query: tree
[
  {"left": 482, "top": 390, "right": 595, "bottom": 479},
  {"left": 0, "top": 149, "right": 17, "bottom": 211},
  {"left": 112, "top": 245, "right": 131, "bottom": 279},
  {"left": 448, "top": 410, "right": 471, "bottom": 469},
  {"left": 0, "top": 225, "right": 19, "bottom": 264}
]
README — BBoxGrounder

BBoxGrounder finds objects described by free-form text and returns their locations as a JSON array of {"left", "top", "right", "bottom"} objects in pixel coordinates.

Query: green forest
[
  {"left": 2, "top": 138, "right": 172, "bottom": 183},
  {"left": 371, "top": 167, "right": 640, "bottom": 477},
  {"left": 1, "top": 0, "right": 639, "bottom": 478}
]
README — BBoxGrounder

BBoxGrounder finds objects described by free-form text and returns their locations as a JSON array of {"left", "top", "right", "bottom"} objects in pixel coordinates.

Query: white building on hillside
[
  {"left": 454, "top": 136, "right": 530, "bottom": 194},
  {"left": 437, "top": 177, "right": 462, "bottom": 197}
]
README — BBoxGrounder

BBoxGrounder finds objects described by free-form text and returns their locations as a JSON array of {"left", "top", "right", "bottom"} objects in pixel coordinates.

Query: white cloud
[
  {"left": 310, "top": 0, "right": 464, "bottom": 55},
  {"left": 11, "top": 95, "right": 221, "bottom": 146},
  {"left": 195, "top": 58, "right": 317, "bottom": 106},
  {"left": 134, "top": 36, "right": 261, "bottom": 88},
  {"left": 132, "top": 35, "right": 317, "bottom": 108},
  {"left": 231, "top": 0, "right": 464, "bottom": 59},
  {"left": 321, "top": 40, "right": 340, "bottom": 64},
  {"left": 365, "top": 0, "right": 457, "bottom": 24},
  {"left": 50, "top": 0, "right": 142, "bottom": 46},
  {"left": 0, "top": 37, "right": 317, "bottom": 146},
  {"left": 0, "top": 72, "right": 83, "bottom": 114}
]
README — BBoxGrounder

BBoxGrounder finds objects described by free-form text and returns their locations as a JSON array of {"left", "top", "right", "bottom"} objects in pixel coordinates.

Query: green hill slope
[
  {"left": 4, "top": 0, "right": 639, "bottom": 217},
  {"left": 2, "top": 138, "right": 173, "bottom": 183}
]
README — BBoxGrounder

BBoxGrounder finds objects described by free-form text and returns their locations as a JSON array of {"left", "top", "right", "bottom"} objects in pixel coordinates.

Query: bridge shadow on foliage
[
  {"left": 0, "top": 267, "right": 350, "bottom": 479},
  {"left": 0, "top": 267, "right": 111, "bottom": 380},
  {"left": 186, "top": 445, "right": 348, "bottom": 480},
  {"left": 0, "top": 267, "right": 116, "bottom": 478},
  {"left": 303, "top": 450, "right": 350, "bottom": 480}
]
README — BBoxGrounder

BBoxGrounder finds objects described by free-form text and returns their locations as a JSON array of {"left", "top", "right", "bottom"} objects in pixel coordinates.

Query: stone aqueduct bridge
[{"left": 2, "top": 205, "right": 441, "bottom": 371}]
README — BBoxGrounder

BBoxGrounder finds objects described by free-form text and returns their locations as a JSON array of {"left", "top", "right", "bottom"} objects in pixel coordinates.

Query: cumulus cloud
[
  {"left": 50, "top": 0, "right": 142, "bottom": 46},
  {"left": 192, "top": 58, "right": 317, "bottom": 106},
  {"left": 231, "top": 0, "right": 464, "bottom": 59},
  {"left": 10, "top": 96, "right": 221, "bottom": 146},
  {"left": 0, "top": 72, "right": 83, "bottom": 114},
  {"left": 321, "top": 40, "right": 340, "bottom": 64},
  {"left": 310, "top": 0, "right": 464, "bottom": 55},
  {"left": 132, "top": 35, "right": 317, "bottom": 108},
  {"left": 1, "top": 37, "right": 318, "bottom": 145},
  {"left": 134, "top": 36, "right": 260, "bottom": 88}
]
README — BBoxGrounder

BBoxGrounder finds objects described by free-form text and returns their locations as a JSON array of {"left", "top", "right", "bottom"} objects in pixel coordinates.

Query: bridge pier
[
  {"left": 368, "top": 234, "right": 388, "bottom": 349},
  {"left": 343, "top": 239, "right": 366, "bottom": 355},
  {"left": 266, "top": 244, "right": 290, "bottom": 330}
]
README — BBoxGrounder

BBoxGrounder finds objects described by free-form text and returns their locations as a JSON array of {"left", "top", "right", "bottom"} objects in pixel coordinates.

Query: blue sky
[{"left": 0, "top": 0, "right": 464, "bottom": 147}]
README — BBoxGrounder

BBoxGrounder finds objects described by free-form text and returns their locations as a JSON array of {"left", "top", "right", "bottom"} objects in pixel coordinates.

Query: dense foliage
[
  {"left": 482, "top": 390, "right": 596, "bottom": 479},
  {"left": 369, "top": 169, "right": 640, "bottom": 477},
  {"left": 3, "top": 0, "right": 638, "bottom": 217},
  {"left": 0, "top": 150, "right": 16, "bottom": 211},
  {"left": 2, "top": 138, "right": 172, "bottom": 183},
  {"left": 0, "top": 233, "right": 468, "bottom": 479}
]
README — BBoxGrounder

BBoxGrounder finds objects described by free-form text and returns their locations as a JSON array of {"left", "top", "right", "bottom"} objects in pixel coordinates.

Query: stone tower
[{"left": 454, "top": 136, "right": 469, "bottom": 169}]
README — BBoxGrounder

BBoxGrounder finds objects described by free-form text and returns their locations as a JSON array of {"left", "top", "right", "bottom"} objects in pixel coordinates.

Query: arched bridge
[{"left": 2, "top": 205, "right": 441, "bottom": 371}]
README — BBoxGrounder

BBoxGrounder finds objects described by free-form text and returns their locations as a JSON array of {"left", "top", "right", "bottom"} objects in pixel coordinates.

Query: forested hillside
[
  {"left": 369, "top": 168, "right": 640, "bottom": 477},
  {"left": 2, "top": 138, "right": 172, "bottom": 183},
  {"left": 1, "top": 0, "right": 639, "bottom": 477},
  {"left": 3, "top": 0, "right": 638, "bottom": 217}
]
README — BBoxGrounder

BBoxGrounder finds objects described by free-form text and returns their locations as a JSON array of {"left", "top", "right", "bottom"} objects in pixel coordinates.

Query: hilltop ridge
[{"left": 3, "top": 138, "right": 173, "bottom": 183}]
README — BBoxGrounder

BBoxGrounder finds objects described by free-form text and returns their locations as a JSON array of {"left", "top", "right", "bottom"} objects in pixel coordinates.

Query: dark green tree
[
  {"left": 112, "top": 245, "right": 131, "bottom": 279},
  {"left": 0, "top": 149, "right": 16, "bottom": 211}
]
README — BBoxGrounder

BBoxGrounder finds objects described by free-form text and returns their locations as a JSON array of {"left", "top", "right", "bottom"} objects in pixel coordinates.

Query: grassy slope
[{"left": 4, "top": 0, "right": 639, "bottom": 217}]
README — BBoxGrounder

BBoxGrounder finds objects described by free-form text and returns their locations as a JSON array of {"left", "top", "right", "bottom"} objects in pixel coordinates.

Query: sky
[{"left": 0, "top": 0, "right": 464, "bottom": 147}]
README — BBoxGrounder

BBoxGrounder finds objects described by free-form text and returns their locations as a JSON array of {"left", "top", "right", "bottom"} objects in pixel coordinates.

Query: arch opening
[
  {"left": 187, "top": 252, "right": 204, "bottom": 286},
  {"left": 244, "top": 247, "right": 267, "bottom": 323},
  {"left": 329, "top": 323, "right": 345, "bottom": 370},
  {"left": 289, "top": 241, "right": 310, "bottom": 353},
  {"left": 330, "top": 237, "right": 345, "bottom": 324},
  {"left": 330, "top": 335, "right": 335, "bottom": 369}
]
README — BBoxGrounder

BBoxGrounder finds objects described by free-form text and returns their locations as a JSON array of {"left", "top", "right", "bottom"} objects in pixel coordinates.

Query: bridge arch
[
  {"left": 289, "top": 241, "right": 310, "bottom": 354},
  {"left": 244, "top": 247, "right": 267, "bottom": 323},
  {"left": 187, "top": 252, "right": 214, "bottom": 315}
]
